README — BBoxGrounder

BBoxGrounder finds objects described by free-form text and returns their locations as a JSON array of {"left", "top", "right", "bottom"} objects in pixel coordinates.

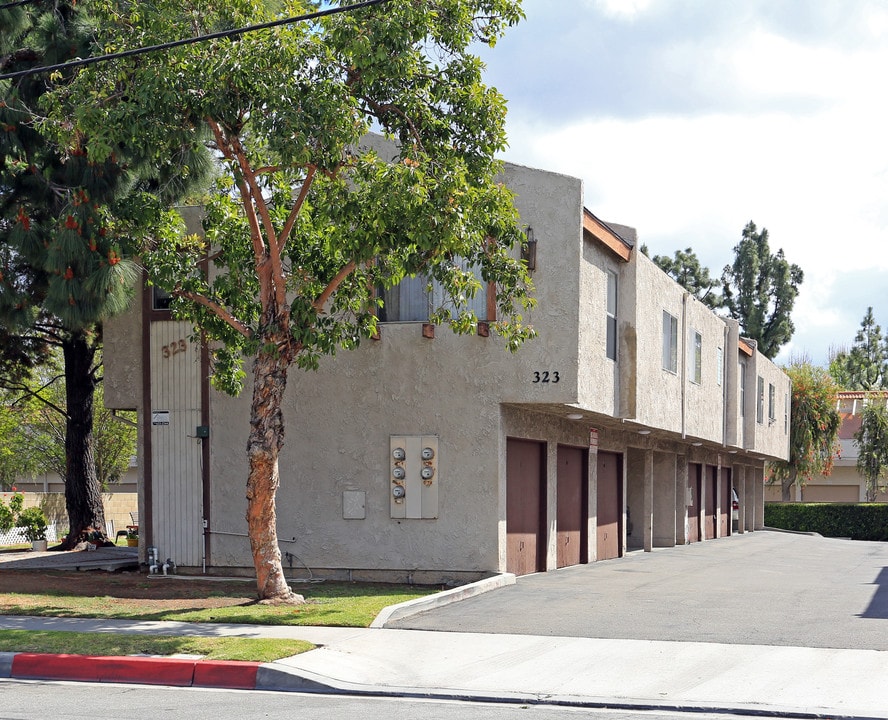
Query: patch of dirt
[{"left": 0, "top": 569, "right": 260, "bottom": 611}]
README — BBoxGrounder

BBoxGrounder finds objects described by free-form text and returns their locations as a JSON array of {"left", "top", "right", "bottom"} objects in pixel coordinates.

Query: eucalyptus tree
[
  {"left": 722, "top": 221, "right": 803, "bottom": 359},
  {"left": 57, "top": 0, "right": 534, "bottom": 600}
]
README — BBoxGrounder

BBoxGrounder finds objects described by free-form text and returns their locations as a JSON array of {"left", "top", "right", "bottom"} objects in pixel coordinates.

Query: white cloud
[{"left": 592, "top": 0, "right": 657, "bottom": 20}]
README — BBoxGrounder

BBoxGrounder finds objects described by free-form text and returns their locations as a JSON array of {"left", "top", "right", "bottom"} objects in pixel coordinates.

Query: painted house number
[
  {"left": 161, "top": 339, "right": 187, "bottom": 359},
  {"left": 532, "top": 371, "right": 560, "bottom": 383}
]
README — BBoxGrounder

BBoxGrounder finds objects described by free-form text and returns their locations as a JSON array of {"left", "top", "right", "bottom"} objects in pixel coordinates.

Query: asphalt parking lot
[{"left": 389, "top": 530, "right": 888, "bottom": 651}]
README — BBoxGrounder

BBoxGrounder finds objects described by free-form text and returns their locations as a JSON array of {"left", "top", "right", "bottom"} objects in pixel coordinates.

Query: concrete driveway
[{"left": 389, "top": 531, "right": 888, "bottom": 651}]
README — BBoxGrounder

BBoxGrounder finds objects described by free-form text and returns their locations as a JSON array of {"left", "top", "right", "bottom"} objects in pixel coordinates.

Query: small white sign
[{"left": 152, "top": 411, "right": 170, "bottom": 426}]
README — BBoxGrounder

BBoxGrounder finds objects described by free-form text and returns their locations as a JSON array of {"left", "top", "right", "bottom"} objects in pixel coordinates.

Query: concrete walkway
[{"left": 2, "top": 615, "right": 887, "bottom": 717}]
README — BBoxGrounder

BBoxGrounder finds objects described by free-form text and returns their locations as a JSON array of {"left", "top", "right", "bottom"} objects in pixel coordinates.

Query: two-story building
[{"left": 103, "top": 157, "right": 791, "bottom": 583}]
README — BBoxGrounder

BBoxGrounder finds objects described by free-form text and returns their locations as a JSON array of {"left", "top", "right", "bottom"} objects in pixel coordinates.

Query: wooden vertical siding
[{"left": 150, "top": 321, "right": 203, "bottom": 567}]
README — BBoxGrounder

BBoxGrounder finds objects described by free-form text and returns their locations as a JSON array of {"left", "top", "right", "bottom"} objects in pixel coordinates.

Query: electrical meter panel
[{"left": 390, "top": 435, "right": 439, "bottom": 519}]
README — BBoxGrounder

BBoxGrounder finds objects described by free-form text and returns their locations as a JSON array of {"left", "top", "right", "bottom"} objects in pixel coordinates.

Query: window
[
  {"left": 690, "top": 330, "right": 702, "bottom": 384},
  {"left": 757, "top": 376, "right": 764, "bottom": 424},
  {"left": 606, "top": 270, "right": 617, "bottom": 361},
  {"left": 739, "top": 362, "right": 746, "bottom": 417},
  {"left": 768, "top": 383, "right": 776, "bottom": 424},
  {"left": 662, "top": 311, "right": 678, "bottom": 373},
  {"left": 716, "top": 347, "right": 724, "bottom": 386},
  {"left": 379, "top": 260, "right": 489, "bottom": 322},
  {"left": 152, "top": 286, "right": 172, "bottom": 311}
]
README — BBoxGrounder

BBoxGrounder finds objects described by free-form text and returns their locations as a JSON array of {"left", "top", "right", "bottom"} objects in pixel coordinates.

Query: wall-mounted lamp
[
  {"left": 637, "top": 429, "right": 651, "bottom": 435},
  {"left": 691, "top": 442, "right": 703, "bottom": 447},
  {"left": 566, "top": 413, "right": 584, "bottom": 420},
  {"left": 521, "top": 227, "right": 537, "bottom": 271}
]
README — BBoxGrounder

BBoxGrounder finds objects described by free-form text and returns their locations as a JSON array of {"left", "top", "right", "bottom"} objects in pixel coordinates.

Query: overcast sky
[{"left": 478, "top": 0, "right": 888, "bottom": 367}]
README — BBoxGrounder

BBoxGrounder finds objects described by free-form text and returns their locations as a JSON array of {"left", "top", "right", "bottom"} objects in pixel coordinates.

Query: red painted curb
[
  {"left": 193, "top": 660, "right": 260, "bottom": 689},
  {"left": 10, "top": 653, "right": 260, "bottom": 689}
]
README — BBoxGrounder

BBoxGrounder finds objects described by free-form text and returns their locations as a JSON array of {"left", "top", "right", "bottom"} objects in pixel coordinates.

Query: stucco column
[
  {"left": 735, "top": 464, "right": 745, "bottom": 535},
  {"left": 675, "top": 455, "right": 688, "bottom": 544},
  {"left": 643, "top": 448, "right": 654, "bottom": 552},
  {"left": 587, "top": 447, "right": 598, "bottom": 562},
  {"left": 754, "top": 465, "right": 765, "bottom": 530}
]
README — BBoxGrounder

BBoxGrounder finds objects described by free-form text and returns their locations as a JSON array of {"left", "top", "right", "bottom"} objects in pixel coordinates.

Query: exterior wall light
[
  {"left": 691, "top": 442, "right": 703, "bottom": 447},
  {"left": 566, "top": 413, "right": 584, "bottom": 420},
  {"left": 638, "top": 429, "right": 651, "bottom": 435},
  {"left": 522, "top": 227, "right": 537, "bottom": 272}
]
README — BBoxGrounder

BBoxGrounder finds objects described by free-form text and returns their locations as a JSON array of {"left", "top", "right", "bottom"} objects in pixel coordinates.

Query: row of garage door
[{"left": 506, "top": 438, "right": 734, "bottom": 576}]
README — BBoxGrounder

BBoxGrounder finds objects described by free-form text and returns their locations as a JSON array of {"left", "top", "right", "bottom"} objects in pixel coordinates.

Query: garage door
[
  {"left": 687, "top": 463, "right": 701, "bottom": 543},
  {"left": 720, "top": 468, "right": 732, "bottom": 537},
  {"left": 704, "top": 465, "right": 717, "bottom": 540},
  {"left": 597, "top": 451, "right": 622, "bottom": 561},
  {"left": 557, "top": 445, "right": 587, "bottom": 568},
  {"left": 507, "top": 438, "right": 546, "bottom": 576}
]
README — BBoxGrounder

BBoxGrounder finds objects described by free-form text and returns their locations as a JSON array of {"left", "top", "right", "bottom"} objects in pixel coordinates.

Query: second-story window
[
  {"left": 739, "top": 362, "right": 746, "bottom": 417},
  {"left": 690, "top": 330, "right": 702, "bottom": 384},
  {"left": 768, "top": 383, "right": 776, "bottom": 424},
  {"left": 757, "top": 375, "right": 765, "bottom": 424},
  {"left": 606, "top": 270, "right": 617, "bottom": 361},
  {"left": 379, "top": 260, "right": 489, "bottom": 323},
  {"left": 662, "top": 311, "right": 678, "bottom": 373}
]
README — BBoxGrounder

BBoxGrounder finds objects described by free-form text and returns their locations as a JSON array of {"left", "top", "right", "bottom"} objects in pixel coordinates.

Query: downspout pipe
[{"left": 681, "top": 292, "right": 688, "bottom": 439}]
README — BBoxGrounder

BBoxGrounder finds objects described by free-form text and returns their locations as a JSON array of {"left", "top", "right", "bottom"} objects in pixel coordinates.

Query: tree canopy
[
  {"left": 829, "top": 307, "right": 888, "bottom": 390},
  {"left": 767, "top": 361, "right": 841, "bottom": 501},
  {"left": 56, "top": 0, "right": 533, "bottom": 599},
  {"left": 650, "top": 247, "right": 722, "bottom": 309},
  {"left": 854, "top": 399, "right": 888, "bottom": 502},
  {"left": 721, "top": 221, "right": 803, "bottom": 359}
]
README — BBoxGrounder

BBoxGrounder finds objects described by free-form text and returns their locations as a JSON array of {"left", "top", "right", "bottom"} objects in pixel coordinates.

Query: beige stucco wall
[
  {"left": 750, "top": 352, "right": 792, "bottom": 459},
  {"left": 103, "top": 294, "right": 142, "bottom": 411},
  {"left": 683, "top": 294, "right": 728, "bottom": 443}
]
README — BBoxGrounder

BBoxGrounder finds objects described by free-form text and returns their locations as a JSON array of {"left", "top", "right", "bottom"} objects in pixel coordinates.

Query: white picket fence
[{"left": 0, "top": 524, "right": 59, "bottom": 545}]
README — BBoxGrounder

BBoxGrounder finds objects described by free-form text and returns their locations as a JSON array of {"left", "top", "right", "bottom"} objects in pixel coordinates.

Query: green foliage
[
  {"left": 0, "top": 492, "right": 25, "bottom": 532},
  {"left": 854, "top": 401, "right": 888, "bottom": 502},
  {"left": 721, "top": 221, "right": 803, "bottom": 359},
  {"left": 651, "top": 247, "right": 722, "bottom": 309},
  {"left": 764, "top": 502, "right": 888, "bottom": 541},
  {"left": 0, "top": 351, "right": 136, "bottom": 489},
  {"left": 768, "top": 362, "right": 841, "bottom": 497},
  {"left": 16, "top": 505, "right": 47, "bottom": 541},
  {"left": 54, "top": 0, "right": 534, "bottom": 396},
  {"left": 829, "top": 307, "right": 888, "bottom": 390}
]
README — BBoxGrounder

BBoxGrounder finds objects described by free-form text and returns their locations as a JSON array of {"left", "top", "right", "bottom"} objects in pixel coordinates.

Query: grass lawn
[{"left": 0, "top": 564, "right": 440, "bottom": 661}]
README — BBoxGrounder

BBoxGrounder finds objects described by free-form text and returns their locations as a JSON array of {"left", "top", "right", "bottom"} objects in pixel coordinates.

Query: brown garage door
[
  {"left": 597, "top": 451, "right": 622, "bottom": 560},
  {"left": 704, "top": 465, "right": 717, "bottom": 539},
  {"left": 507, "top": 438, "right": 546, "bottom": 576},
  {"left": 720, "top": 468, "right": 732, "bottom": 537},
  {"left": 557, "top": 445, "right": 588, "bottom": 568},
  {"left": 688, "top": 463, "right": 701, "bottom": 543}
]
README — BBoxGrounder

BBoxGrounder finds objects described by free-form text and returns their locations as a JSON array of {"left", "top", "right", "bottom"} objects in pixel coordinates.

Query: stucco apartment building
[
  {"left": 103, "top": 158, "right": 791, "bottom": 582},
  {"left": 765, "top": 390, "right": 888, "bottom": 503}
]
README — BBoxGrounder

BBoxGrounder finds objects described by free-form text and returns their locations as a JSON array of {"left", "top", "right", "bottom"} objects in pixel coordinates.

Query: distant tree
[
  {"left": 854, "top": 400, "right": 888, "bottom": 502},
  {"left": 0, "top": 390, "right": 39, "bottom": 490},
  {"left": 828, "top": 308, "right": 887, "bottom": 390},
  {"left": 721, "top": 221, "right": 803, "bottom": 359},
  {"left": 768, "top": 361, "right": 841, "bottom": 501},
  {"left": 651, "top": 247, "right": 722, "bottom": 309}
]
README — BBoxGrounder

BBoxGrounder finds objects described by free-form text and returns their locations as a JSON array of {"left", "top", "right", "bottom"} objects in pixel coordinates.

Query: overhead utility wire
[
  {"left": 0, "top": 0, "right": 41, "bottom": 10},
  {"left": 0, "top": 0, "right": 391, "bottom": 81}
]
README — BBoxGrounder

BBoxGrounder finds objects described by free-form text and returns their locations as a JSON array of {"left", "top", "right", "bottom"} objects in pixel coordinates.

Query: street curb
[
  {"left": 4, "top": 652, "right": 260, "bottom": 689},
  {"left": 370, "top": 573, "right": 516, "bottom": 628}
]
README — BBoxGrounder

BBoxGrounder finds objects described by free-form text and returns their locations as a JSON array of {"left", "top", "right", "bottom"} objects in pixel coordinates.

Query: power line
[
  {"left": 0, "top": 0, "right": 41, "bottom": 10},
  {"left": 0, "top": 0, "right": 391, "bottom": 81}
]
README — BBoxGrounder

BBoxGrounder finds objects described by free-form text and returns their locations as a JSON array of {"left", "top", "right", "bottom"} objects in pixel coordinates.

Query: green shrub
[
  {"left": 765, "top": 502, "right": 888, "bottom": 541},
  {"left": 0, "top": 493, "right": 25, "bottom": 532}
]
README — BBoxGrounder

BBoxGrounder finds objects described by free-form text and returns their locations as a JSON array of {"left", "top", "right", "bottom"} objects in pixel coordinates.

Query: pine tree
[
  {"left": 829, "top": 307, "right": 887, "bottom": 390},
  {"left": 1, "top": 0, "right": 206, "bottom": 547},
  {"left": 721, "top": 221, "right": 803, "bottom": 359},
  {"left": 651, "top": 247, "right": 722, "bottom": 309}
]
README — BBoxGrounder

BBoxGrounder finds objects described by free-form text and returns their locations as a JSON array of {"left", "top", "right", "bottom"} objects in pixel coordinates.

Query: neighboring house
[
  {"left": 765, "top": 390, "right": 888, "bottom": 503},
  {"left": 103, "top": 156, "right": 791, "bottom": 582}
]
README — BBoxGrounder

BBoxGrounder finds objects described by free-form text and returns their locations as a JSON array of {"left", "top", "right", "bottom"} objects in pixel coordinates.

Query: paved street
[{"left": 389, "top": 531, "right": 888, "bottom": 650}]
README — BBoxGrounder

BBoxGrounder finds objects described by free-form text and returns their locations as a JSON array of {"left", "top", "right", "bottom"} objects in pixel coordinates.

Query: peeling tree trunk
[
  {"left": 55, "top": 330, "right": 106, "bottom": 550},
  {"left": 245, "top": 334, "right": 304, "bottom": 603}
]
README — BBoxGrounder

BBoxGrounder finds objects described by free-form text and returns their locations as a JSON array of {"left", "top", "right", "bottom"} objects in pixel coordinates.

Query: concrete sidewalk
[{"left": 2, "top": 615, "right": 887, "bottom": 718}]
